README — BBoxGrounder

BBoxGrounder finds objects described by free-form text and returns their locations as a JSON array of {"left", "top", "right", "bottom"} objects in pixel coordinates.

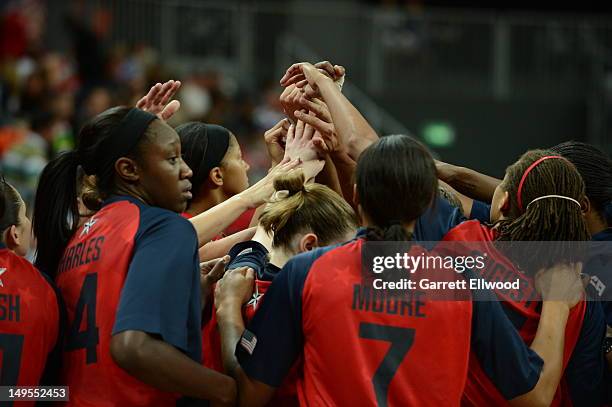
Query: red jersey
[
  {"left": 442, "top": 220, "right": 587, "bottom": 407},
  {"left": 202, "top": 241, "right": 299, "bottom": 407},
  {"left": 56, "top": 196, "right": 202, "bottom": 406},
  {"left": 237, "top": 236, "right": 474, "bottom": 406},
  {"left": 0, "top": 245, "right": 60, "bottom": 407}
]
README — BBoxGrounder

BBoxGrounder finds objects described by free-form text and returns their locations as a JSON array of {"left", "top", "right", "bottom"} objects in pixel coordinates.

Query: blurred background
[{"left": 2, "top": 0, "right": 612, "bottom": 212}]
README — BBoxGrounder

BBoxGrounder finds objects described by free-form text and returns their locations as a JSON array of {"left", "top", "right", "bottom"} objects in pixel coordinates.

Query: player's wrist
[
  {"left": 215, "top": 299, "right": 243, "bottom": 317},
  {"left": 540, "top": 301, "right": 571, "bottom": 320}
]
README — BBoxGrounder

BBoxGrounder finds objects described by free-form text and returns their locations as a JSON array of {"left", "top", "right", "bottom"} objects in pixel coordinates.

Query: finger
[
  {"left": 294, "top": 110, "right": 332, "bottom": 134},
  {"left": 312, "top": 136, "right": 330, "bottom": 153},
  {"left": 207, "top": 255, "right": 231, "bottom": 283},
  {"left": 168, "top": 80, "right": 182, "bottom": 99},
  {"left": 157, "top": 80, "right": 176, "bottom": 106},
  {"left": 289, "top": 87, "right": 302, "bottom": 104},
  {"left": 295, "top": 118, "right": 305, "bottom": 139},
  {"left": 303, "top": 123, "right": 315, "bottom": 140},
  {"left": 148, "top": 83, "right": 163, "bottom": 105},
  {"left": 334, "top": 65, "right": 346, "bottom": 77},
  {"left": 299, "top": 97, "right": 331, "bottom": 122},
  {"left": 264, "top": 127, "right": 287, "bottom": 145},
  {"left": 136, "top": 95, "right": 147, "bottom": 109},
  {"left": 136, "top": 83, "right": 160, "bottom": 109},
  {"left": 160, "top": 100, "right": 180, "bottom": 120},
  {"left": 160, "top": 80, "right": 181, "bottom": 105},
  {"left": 276, "top": 158, "right": 300, "bottom": 172},
  {"left": 280, "top": 63, "right": 305, "bottom": 85},
  {"left": 281, "top": 73, "right": 306, "bottom": 87},
  {"left": 145, "top": 83, "right": 162, "bottom": 101},
  {"left": 314, "top": 61, "right": 335, "bottom": 77},
  {"left": 246, "top": 267, "right": 255, "bottom": 280},
  {"left": 295, "top": 79, "right": 309, "bottom": 88},
  {"left": 303, "top": 84, "right": 319, "bottom": 98},
  {"left": 266, "top": 118, "right": 289, "bottom": 135},
  {"left": 200, "top": 257, "right": 222, "bottom": 273},
  {"left": 286, "top": 124, "right": 295, "bottom": 145},
  {"left": 153, "top": 81, "right": 172, "bottom": 106}
]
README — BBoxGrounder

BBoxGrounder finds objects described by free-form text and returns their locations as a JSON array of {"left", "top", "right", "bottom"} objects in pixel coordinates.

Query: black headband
[
  {"left": 199, "top": 124, "right": 231, "bottom": 178},
  {"left": 88, "top": 108, "right": 157, "bottom": 174}
]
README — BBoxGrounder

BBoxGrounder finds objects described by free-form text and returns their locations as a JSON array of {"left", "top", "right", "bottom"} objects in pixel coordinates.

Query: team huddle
[{"left": 0, "top": 60, "right": 610, "bottom": 406}]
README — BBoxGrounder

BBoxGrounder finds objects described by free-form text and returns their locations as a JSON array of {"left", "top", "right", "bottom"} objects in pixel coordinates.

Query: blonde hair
[{"left": 259, "top": 170, "right": 358, "bottom": 249}]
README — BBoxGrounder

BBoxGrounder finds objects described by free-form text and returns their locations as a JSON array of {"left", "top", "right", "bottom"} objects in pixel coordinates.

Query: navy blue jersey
[
  {"left": 469, "top": 200, "right": 491, "bottom": 224},
  {"left": 414, "top": 195, "right": 466, "bottom": 242},
  {"left": 588, "top": 228, "right": 612, "bottom": 326},
  {"left": 236, "top": 232, "right": 543, "bottom": 406},
  {"left": 226, "top": 241, "right": 280, "bottom": 282}
]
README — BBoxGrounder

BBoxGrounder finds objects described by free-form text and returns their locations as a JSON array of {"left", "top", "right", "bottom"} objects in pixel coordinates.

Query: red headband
[{"left": 516, "top": 155, "right": 566, "bottom": 212}]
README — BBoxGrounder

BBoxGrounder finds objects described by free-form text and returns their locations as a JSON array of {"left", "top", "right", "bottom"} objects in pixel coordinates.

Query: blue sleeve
[
  {"left": 470, "top": 200, "right": 491, "bottom": 223},
  {"left": 236, "top": 250, "right": 320, "bottom": 387},
  {"left": 414, "top": 195, "right": 466, "bottom": 242},
  {"left": 227, "top": 241, "right": 269, "bottom": 275},
  {"left": 113, "top": 212, "right": 201, "bottom": 356},
  {"left": 466, "top": 270, "right": 544, "bottom": 399},
  {"left": 564, "top": 301, "right": 606, "bottom": 407}
]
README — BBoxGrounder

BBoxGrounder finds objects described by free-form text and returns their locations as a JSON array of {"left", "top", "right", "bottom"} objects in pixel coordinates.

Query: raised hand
[
  {"left": 284, "top": 121, "right": 325, "bottom": 181},
  {"left": 263, "top": 118, "right": 290, "bottom": 166},
  {"left": 280, "top": 61, "right": 345, "bottom": 88},
  {"left": 314, "top": 61, "right": 346, "bottom": 90},
  {"left": 294, "top": 97, "right": 341, "bottom": 154},
  {"left": 136, "top": 80, "right": 182, "bottom": 120},
  {"left": 279, "top": 85, "right": 303, "bottom": 124},
  {"left": 279, "top": 62, "right": 332, "bottom": 92},
  {"left": 314, "top": 60, "right": 346, "bottom": 81}
]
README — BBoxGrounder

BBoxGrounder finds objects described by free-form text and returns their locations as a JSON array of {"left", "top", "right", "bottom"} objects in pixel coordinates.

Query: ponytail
[
  {"left": 33, "top": 150, "right": 80, "bottom": 276},
  {"left": 259, "top": 170, "right": 357, "bottom": 249}
]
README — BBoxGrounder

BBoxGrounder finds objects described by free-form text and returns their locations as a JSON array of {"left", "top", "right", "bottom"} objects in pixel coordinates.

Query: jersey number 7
[
  {"left": 66, "top": 273, "right": 99, "bottom": 364},
  {"left": 359, "top": 323, "right": 415, "bottom": 407}
]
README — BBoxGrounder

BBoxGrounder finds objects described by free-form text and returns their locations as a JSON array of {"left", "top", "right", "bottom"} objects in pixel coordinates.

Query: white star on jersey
[
  {"left": 247, "top": 284, "right": 263, "bottom": 310},
  {"left": 0, "top": 268, "right": 6, "bottom": 287},
  {"left": 80, "top": 218, "right": 98, "bottom": 237}
]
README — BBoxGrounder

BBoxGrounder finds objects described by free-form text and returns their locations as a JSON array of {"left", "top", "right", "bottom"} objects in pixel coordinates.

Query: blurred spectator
[{"left": 0, "top": 0, "right": 280, "bottom": 211}]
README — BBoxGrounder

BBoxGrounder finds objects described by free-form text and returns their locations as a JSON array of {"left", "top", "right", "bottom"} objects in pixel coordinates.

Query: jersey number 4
[
  {"left": 66, "top": 273, "right": 100, "bottom": 364},
  {"left": 359, "top": 323, "right": 415, "bottom": 407}
]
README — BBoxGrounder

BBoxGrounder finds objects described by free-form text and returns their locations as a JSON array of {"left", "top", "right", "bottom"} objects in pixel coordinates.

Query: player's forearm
[
  {"left": 110, "top": 330, "right": 236, "bottom": 404},
  {"left": 216, "top": 303, "right": 246, "bottom": 379},
  {"left": 216, "top": 303, "right": 270, "bottom": 407},
  {"left": 436, "top": 160, "right": 501, "bottom": 203},
  {"left": 190, "top": 195, "right": 252, "bottom": 246},
  {"left": 315, "top": 155, "right": 343, "bottom": 197},
  {"left": 509, "top": 302, "right": 570, "bottom": 407},
  {"left": 199, "top": 228, "right": 257, "bottom": 262},
  {"left": 438, "top": 180, "right": 474, "bottom": 218},
  {"left": 330, "top": 150, "right": 358, "bottom": 205},
  {"left": 318, "top": 80, "right": 378, "bottom": 161}
]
